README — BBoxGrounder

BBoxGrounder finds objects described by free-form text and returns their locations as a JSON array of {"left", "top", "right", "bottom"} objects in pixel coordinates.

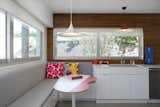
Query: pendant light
[
  {"left": 58, "top": 0, "right": 80, "bottom": 37},
  {"left": 121, "top": 6, "right": 128, "bottom": 32}
]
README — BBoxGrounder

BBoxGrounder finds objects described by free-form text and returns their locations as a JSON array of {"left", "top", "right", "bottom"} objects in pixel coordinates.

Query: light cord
[{"left": 70, "top": 0, "right": 72, "bottom": 24}]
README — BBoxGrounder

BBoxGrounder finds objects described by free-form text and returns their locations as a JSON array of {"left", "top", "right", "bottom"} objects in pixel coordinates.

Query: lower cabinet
[
  {"left": 130, "top": 75, "right": 149, "bottom": 99},
  {"left": 94, "top": 65, "right": 149, "bottom": 100},
  {"left": 110, "top": 75, "right": 131, "bottom": 99},
  {"left": 96, "top": 75, "right": 112, "bottom": 99}
]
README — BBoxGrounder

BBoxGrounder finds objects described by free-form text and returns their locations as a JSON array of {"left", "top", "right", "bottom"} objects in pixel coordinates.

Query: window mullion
[
  {"left": 97, "top": 32, "right": 100, "bottom": 59},
  {"left": 40, "top": 32, "right": 43, "bottom": 58},
  {"left": 5, "top": 11, "right": 7, "bottom": 63},
  {"left": 6, "top": 13, "right": 13, "bottom": 63}
]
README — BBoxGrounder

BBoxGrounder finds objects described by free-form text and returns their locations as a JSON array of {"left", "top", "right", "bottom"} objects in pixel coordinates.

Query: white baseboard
[
  {"left": 59, "top": 98, "right": 96, "bottom": 101},
  {"left": 96, "top": 99, "right": 148, "bottom": 103},
  {"left": 58, "top": 98, "right": 160, "bottom": 104}
]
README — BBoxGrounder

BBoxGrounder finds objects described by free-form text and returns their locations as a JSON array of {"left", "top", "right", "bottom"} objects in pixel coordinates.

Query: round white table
[{"left": 54, "top": 75, "right": 96, "bottom": 107}]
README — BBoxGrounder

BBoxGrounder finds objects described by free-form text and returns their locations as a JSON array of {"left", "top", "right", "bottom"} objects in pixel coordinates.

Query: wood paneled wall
[
  {"left": 47, "top": 28, "right": 53, "bottom": 61},
  {"left": 47, "top": 14, "right": 160, "bottom": 64}
]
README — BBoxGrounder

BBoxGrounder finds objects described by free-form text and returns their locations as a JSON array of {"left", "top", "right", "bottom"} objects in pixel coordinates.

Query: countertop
[{"left": 93, "top": 64, "right": 160, "bottom": 68}]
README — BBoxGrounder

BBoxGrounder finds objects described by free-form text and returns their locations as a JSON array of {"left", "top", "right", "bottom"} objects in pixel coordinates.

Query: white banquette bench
[{"left": 0, "top": 61, "right": 58, "bottom": 107}]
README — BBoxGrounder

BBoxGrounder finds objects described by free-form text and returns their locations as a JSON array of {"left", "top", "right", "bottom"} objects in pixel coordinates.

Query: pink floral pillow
[{"left": 46, "top": 62, "right": 64, "bottom": 79}]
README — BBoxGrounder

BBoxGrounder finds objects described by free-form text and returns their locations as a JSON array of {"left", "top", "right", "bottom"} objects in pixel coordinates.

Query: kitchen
[
  {"left": 0, "top": 0, "right": 160, "bottom": 107},
  {"left": 50, "top": 13, "right": 160, "bottom": 105}
]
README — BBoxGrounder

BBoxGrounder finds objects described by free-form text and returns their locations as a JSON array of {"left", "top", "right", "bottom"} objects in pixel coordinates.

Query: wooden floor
[{"left": 56, "top": 101, "right": 160, "bottom": 107}]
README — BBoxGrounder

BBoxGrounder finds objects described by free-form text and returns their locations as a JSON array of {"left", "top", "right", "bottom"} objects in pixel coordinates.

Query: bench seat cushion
[{"left": 8, "top": 79, "right": 56, "bottom": 107}]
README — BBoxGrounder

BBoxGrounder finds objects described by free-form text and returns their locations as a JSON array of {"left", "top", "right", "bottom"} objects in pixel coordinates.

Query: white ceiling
[{"left": 45, "top": 0, "right": 160, "bottom": 13}]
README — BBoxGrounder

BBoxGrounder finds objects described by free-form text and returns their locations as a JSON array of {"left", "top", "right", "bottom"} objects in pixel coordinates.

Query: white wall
[
  {"left": 0, "top": 0, "right": 47, "bottom": 60},
  {"left": 14, "top": 0, "right": 53, "bottom": 27},
  {"left": 0, "top": 0, "right": 45, "bottom": 31}
]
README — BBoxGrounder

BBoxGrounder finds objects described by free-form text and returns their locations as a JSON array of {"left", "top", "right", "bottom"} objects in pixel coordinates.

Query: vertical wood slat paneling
[
  {"left": 47, "top": 14, "right": 160, "bottom": 64},
  {"left": 47, "top": 28, "right": 53, "bottom": 61}
]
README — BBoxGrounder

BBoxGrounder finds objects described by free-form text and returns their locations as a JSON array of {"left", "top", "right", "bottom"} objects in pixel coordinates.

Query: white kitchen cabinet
[
  {"left": 111, "top": 75, "right": 130, "bottom": 99},
  {"left": 96, "top": 74, "right": 112, "bottom": 99},
  {"left": 94, "top": 65, "right": 149, "bottom": 100},
  {"left": 96, "top": 74, "right": 130, "bottom": 99},
  {"left": 130, "top": 74, "right": 149, "bottom": 99}
]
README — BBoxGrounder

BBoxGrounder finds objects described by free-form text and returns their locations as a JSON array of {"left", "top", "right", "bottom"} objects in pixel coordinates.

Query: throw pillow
[
  {"left": 46, "top": 62, "right": 64, "bottom": 79},
  {"left": 68, "top": 63, "right": 79, "bottom": 75}
]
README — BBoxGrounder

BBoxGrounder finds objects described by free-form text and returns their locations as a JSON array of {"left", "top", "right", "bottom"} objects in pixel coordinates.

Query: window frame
[{"left": 53, "top": 28, "right": 144, "bottom": 60}]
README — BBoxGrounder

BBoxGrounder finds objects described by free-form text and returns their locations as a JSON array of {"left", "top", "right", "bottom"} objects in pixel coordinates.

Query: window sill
[{"left": 0, "top": 57, "right": 42, "bottom": 67}]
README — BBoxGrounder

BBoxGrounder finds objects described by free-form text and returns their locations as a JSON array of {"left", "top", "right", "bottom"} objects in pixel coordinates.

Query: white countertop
[{"left": 93, "top": 64, "right": 160, "bottom": 68}]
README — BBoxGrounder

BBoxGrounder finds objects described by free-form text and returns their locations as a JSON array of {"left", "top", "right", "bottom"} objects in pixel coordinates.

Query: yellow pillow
[{"left": 68, "top": 63, "right": 79, "bottom": 75}]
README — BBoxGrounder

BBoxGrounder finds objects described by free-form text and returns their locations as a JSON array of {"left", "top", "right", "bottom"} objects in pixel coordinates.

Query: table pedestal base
[{"left": 72, "top": 93, "right": 76, "bottom": 107}]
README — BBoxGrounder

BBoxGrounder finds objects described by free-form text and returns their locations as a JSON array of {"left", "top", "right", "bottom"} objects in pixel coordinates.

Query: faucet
[{"left": 120, "top": 55, "right": 125, "bottom": 64}]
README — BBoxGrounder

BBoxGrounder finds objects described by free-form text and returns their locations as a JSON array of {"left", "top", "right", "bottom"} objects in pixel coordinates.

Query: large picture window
[
  {"left": 55, "top": 32, "right": 97, "bottom": 59},
  {"left": 99, "top": 28, "right": 143, "bottom": 58},
  {"left": 0, "top": 10, "right": 6, "bottom": 60},
  {"left": 54, "top": 28, "right": 143, "bottom": 59}
]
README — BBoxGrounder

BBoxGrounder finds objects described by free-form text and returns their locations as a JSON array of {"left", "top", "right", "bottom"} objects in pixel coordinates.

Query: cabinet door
[
  {"left": 110, "top": 75, "right": 130, "bottom": 99},
  {"left": 96, "top": 75, "right": 112, "bottom": 99},
  {"left": 130, "top": 74, "right": 149, "bottom": 99}
]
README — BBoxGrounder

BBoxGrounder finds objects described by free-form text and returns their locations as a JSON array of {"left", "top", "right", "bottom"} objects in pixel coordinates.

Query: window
[
  {"left": 99, "top": 28, "right": 143, "bottom": 58},
  {"left": 0, "top": 10, "right": 6, "bottom": 60},
  {"left": 54, "top": 28, "right": 143, "bottom": 59},
  {"left": 29, "top": 27, "right": 41, "bottom": 57},
  {"left": 13, "top": 17, "right": 41, "bottom": 59},
  {"left": 0, "top": 9, "right": 43, "bottom": 65},
  {"left": 55, "top": 32, "right": 97, "bottom": 59},
  {"left": 13, "top": 18, "right": 28, "bottom": 58}
]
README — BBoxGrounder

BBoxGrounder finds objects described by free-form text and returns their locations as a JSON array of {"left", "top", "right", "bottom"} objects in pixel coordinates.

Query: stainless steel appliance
[{"left": 149, "top": 68, "right": 160, "bottom": 99}]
